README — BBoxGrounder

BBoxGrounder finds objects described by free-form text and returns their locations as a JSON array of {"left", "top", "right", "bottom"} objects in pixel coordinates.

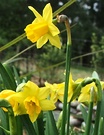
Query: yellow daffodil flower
[
  {"left": 6, "top": 81, "right": 55, "bottom": 122},
  {"left": 45, "top": 82, "right": 65, "bottom": 103},
  {"left": 78, "top": 82, "right": 97, "bottom": 103},
  {"left": 67, "top": 74, "right": 77, "bottom": 102},
  {"left": 45, "top": 74, "right": 76, "bottom": 103},
  {"left": 0, "top": 90, "right": 16, "bottom": 112},
  {"left": 24, "top": 3, "right": 61, "bottom": 49}
]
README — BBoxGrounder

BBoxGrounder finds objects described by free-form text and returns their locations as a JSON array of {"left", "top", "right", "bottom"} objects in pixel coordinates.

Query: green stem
[
  {"left": 84, "top": 88, "right": 94, "bottom": 135},
  {"left": 60, "top": 44, "right": 71, "bottom": 135},
  {"left": 0, "top": 33, "right": 26, "bottom": 52},
  {"left": 93, "top": 78, "right": 102, "bottom": 135},
  {"left": 58, "top": 15, "right": 72, "bottom": 135},
  {"left": 84, "top": 103, "right": 93, "bottom": 135},
  {"left": 93, "top": 101, "right": 102, "bottom": 135},
  {"left": 8, "top": 111, "right": 17, "bottom": 135},
  {"left": 98, "top": 117, "right": 104, "bottom": 135},
  {"left": 66, "top": 102, "right": 71, "bottom": 135}
]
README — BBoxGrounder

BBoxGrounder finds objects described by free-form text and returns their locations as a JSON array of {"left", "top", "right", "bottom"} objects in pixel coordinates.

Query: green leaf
[
  {"left": 98, "top": 117, "right": 104, "bottom": 135},
  {"left": 80, "top": 104, "right": 94, "bottom": 135},
  {"left": 45, "top": 111, "right": 58, "bottom": 135},
  {"left": 3, "top": 64, "right": 17, "bottom": 90},
  {"left": 0, "top": 109, "right": 9, "bottom": 135},
  {"left": 80, "top": 104, "right": 87, "bottom": 123},
  {"left": 0, "top": 62, "right": 16, "bottom": 90},
  {"left": 35, "top": 112, "right": 45, "bottom": 135},
  {"left": 13, "top": 66, "right": 21, "bottom": 85},
  {"left": 15, "top": 116, "right": 23, "bottom": 135},
  {"left": 0, "top": 126, "right": 10, "bottom": 135},
  {"left": 20, "top": 115, "right": 37, "bottom": 135},
  {"left": 0, "top": 33, "right": 26, "bottom": 52}
]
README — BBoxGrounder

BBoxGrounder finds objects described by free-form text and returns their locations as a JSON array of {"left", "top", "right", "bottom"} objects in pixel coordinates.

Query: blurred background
[{"left": 0, "top": 0, "right": 104, "bottom": 84}]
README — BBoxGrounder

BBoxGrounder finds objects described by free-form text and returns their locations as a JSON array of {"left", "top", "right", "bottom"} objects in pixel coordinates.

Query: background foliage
[{"left": 0, "top": 0, "right": 104, "bottom": 80}]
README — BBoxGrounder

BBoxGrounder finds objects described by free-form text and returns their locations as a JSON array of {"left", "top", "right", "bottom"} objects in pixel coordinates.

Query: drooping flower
[
  {"left": 45, "top": 82, "right": 65, "bottom": 103},
  {"left": 78, "top": 80, "right": 104, "bottom": 103},
  {"left": 78, "top": 82, "right": 97, "bottom": 103},
  {"left": 45, "top": 74, "right": 76, "bottom": 103},
  {"left": 24, "top": 3, "right": 61, "bottom": 49},
  {"left": 4, "top": 81, "right": 55, "bottom": 122}
]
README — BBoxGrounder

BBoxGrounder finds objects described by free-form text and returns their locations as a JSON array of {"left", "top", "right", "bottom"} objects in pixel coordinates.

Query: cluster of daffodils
[
  {"left": 0, "top": 81, "right": 55, "bottom": 122},
  {"left": 0, "top": 75, "right": 104, "bottom": 123}
]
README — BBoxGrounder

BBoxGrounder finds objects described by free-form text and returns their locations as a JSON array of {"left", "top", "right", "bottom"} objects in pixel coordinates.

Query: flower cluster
[
  {"left": 0, "top": 81, "right": 55, "bottom": 122},
  {"left": 0, "top": 74, "right": 104, "bottom": 123}
]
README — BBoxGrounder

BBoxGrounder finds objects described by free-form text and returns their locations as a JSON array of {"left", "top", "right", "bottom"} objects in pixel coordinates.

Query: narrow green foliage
[
  {"left": 84, "top": 88, "right": 94, "bottom": 135},
  {"left": 98, "top": 117, "right": 104, "bottom": 135},
  {"left": 35, "top": 112, "right": 45, "bottom": 135},
  {"left": 13, "top": 66, "right": 21, "bottom": 85},
  {"left": 0, "top": 109, "right": 9, "bottom": 135},
  {"left": 0, "top": 33, "right": 26, "bottom": 52},
  {"left": 45, "top": 111, "right": 58, "bottom": 135},
  {"left": 3, "top": 64, "right": 17, "bottom": 90},
  {"left": 0, "top": 62, "right": 16, "bottom": 90},
  {"left": 20, "top": 115, "right": 37, "bottom": 135}
]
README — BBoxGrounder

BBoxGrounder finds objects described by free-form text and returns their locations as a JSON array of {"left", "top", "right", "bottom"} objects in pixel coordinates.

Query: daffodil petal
[
  {"left": 0, "top": 90, "right": 15, "bottom": 98},
  {"left": 78, "top": 94, "right": 90, "bottom": 102},
  {"left": 24, "top": 81, "right": 39, "bottom": 96},
  {"left": 40, "top": 100, "right": 56, "bottom": 110},
  {"left": 49, "top": 23, "right": 60, "bottom": 36},
  {"left": 37, "top": 35, "right": 48, "bottom": 48},
  {"left": 48, "top": 34, "right": 61, "bottom": 49},
  {"left": 28, "top": 6, "right": 43, "bottom": 21},
  {"left": 38, "top": 87, "right": 50, "bottom": 100},
  {"left": 43, "top": 3, "right": 52, "bottom": 23},
  {"left": 29, "top": 112, "right": 39, "bottom": 123}
]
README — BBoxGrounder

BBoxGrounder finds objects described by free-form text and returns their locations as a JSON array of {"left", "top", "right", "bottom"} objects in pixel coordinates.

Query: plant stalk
[{"left": 57, "top": 15, "right": 72, "bottom": 135}]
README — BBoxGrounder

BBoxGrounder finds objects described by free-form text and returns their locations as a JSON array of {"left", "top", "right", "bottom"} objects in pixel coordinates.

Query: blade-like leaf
[
  {"left": 3, "top": 64, "right": 17, "bottom": 89},
  {"left": 80, "top": 104, "right": 87, "bottom": 123},
  {"left": 0, "top": 62, "right": 15, "bottom": 90},
  {"left": 45, "top": 111, "right": 58, "bottom": 135},
  {"left": 20, "top": 115, "right": 37, "bottom": 135},
  {"left": 0, "top": 109, "right": 9, "bottom": 135}
]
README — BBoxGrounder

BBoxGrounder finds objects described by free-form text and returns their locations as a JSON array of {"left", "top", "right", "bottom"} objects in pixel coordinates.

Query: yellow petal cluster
[
  {"left": 78, "top": 82, "right": 97, "bottom": 103},
  {"left": 45, "top": 82, "right": 65, "bottom": 103},
  {"left": 45, "top": 74, "right": 76, "bottom": 103},
  {"left": 0, "top": 81, "right": 55, "bottom": 122},
  {"left": 24, "top": 3, "right": 61, "bottom": 49}
]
